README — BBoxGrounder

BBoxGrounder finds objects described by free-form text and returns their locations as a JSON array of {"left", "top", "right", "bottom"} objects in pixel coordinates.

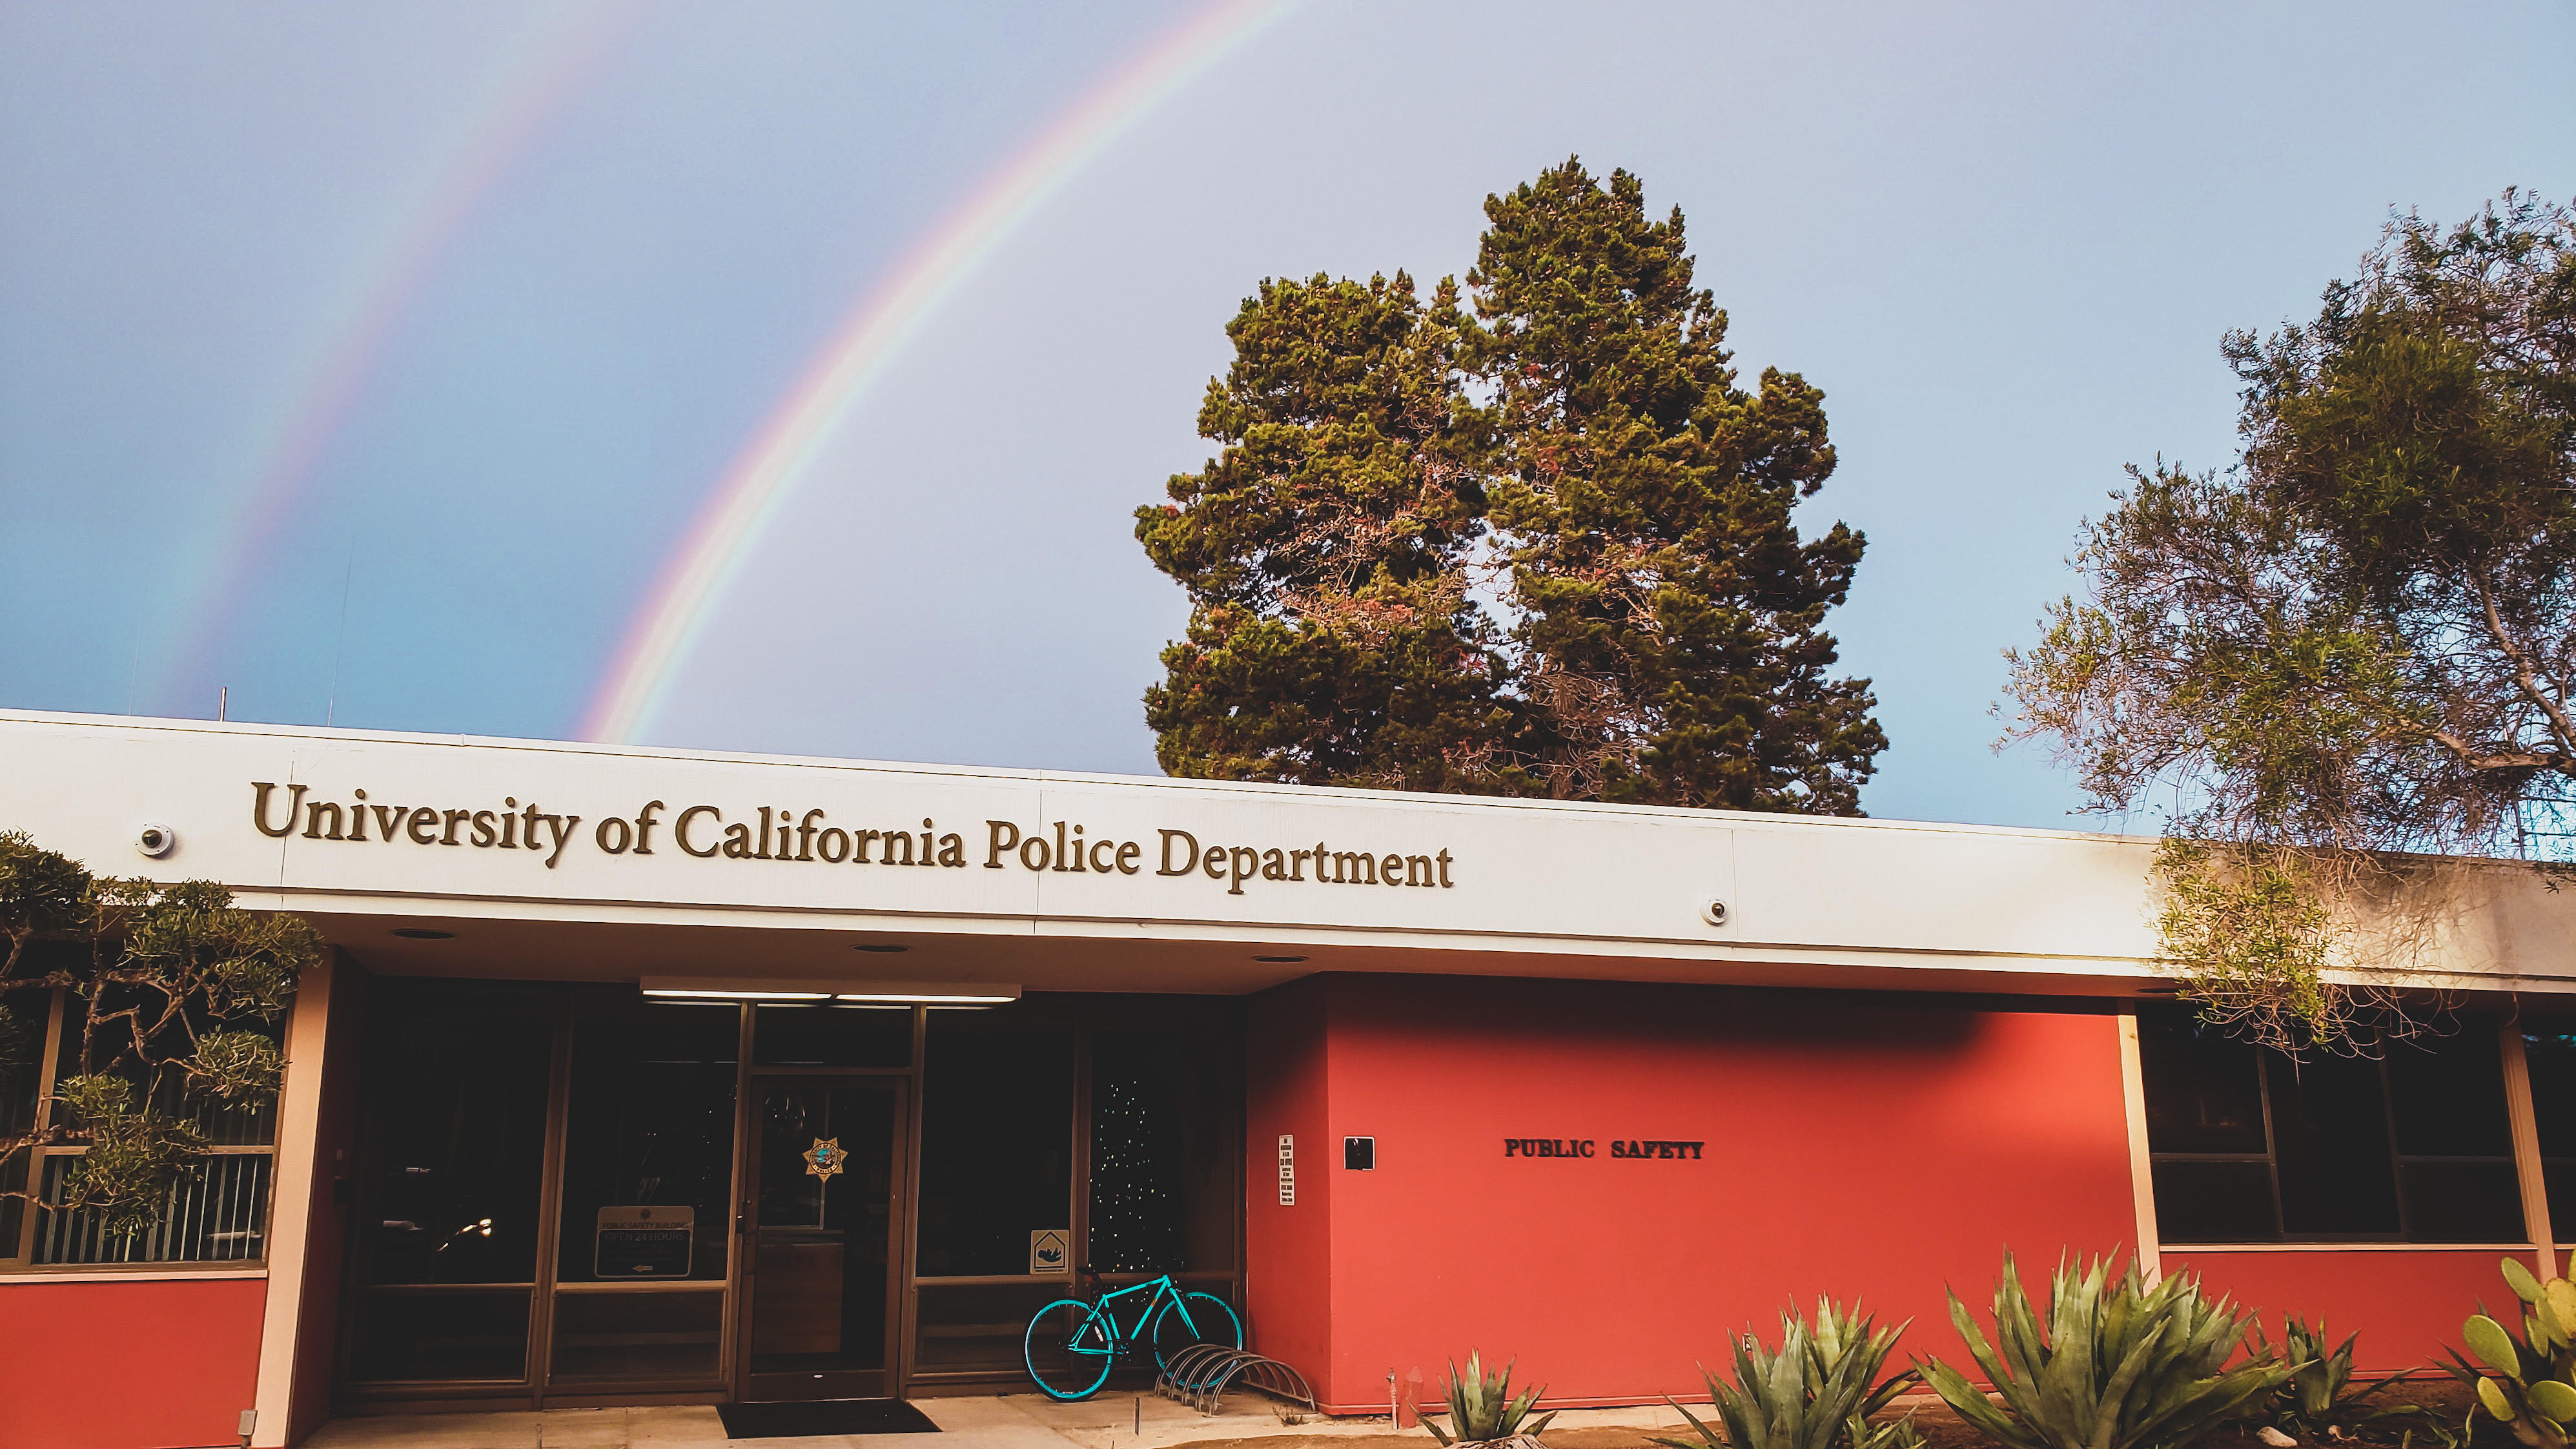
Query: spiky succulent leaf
[{"left": 1918, "top": 1253, "right": 2287, "bottom": 1449}]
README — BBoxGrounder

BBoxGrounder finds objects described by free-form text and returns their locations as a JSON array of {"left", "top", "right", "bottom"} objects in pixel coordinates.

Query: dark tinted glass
[
  {"left": 0, "top": 987, "right": 43, "bottom": 1142},
  {"left": 549, "top": 1288, "right": 725, "bottom": 1380},
  {"left": 557, "top": 998, "right": 737, "bottom": 1284},
  {"left": 2152, "top": 1158, "right": 2278, "bottom": 1241},
  {"left": 2547, "top": 1160, "right": 2576, "bottom": 1230},
  {"left": 2386, "top": 1027, "right": 2512, "bottom": 1157},
  {"left": 2401, "top": 1160, "right": 2525, "bottom": 1242},
  {"left": 0, "top": 988, "right": 43, "bottom": 1259},
  {"left": 1089, "top": 999, "right": 1242, "bottom": 1275},
  {"left": 2526, "top": 1029, "right": 2576, "bottom": 1156},
  {"left": 2140, "top": 1008, "right": 2268, "bottom": 1154},
  {"left": 752, "top": 1004, "right": 911, "bottom": 1067},
  {"left": 55, "top": 982, "right": 281, "bottom": 1146},
  {"left": 354, "top": 982, "right": 552, "bottom": 1285},
  {"left": 917, "top": 1002, "right": 1074, "bottom": 1276},
  {"left": 747, "top": 1080, "right": 898, "bottom": 1376},
  {"left": 2269, "top": 1054, "right": 2402, "bottom": 1237},
  {"left": 350, "top": 1290, "right": 533, "bottom": 1382}
]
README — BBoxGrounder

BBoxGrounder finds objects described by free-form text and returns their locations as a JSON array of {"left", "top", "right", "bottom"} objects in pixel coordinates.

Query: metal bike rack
[{"left": 1154, "top": 1344, "right": 1319, "bottom": 1415}]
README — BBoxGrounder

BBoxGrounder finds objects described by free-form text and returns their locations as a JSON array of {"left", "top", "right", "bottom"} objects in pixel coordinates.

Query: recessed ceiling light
[
  {"left": 852, "top": 943, "right": 908, "bottom": 954},
  {"left": 393, "top": 929, "right": 455, "bottom": 940},
  {"left": 1252, "top": 954, "right": 1307, "bottom": 963}
]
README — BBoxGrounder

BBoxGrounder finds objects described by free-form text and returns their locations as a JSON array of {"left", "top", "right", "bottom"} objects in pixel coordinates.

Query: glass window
[
  {"left": 5, "top": 963, "right": 289, "bottom": 1267},
  {"left": 347, "top": 980, "right": 553, "bottom": 1384},
  {"left": 548, "top": 1288, "right": 725, "bottom": 1381},
  {"left": 2140, "top": 1007, "right": 2523, "bottom": 1244},
  {"left": 1089, "top": 999, "right": 1242, "bottom": 1276},
  {"left": 917, "top": 1002, "right": 1074, "bottom": 1277},
  {"left": 555, "top": 998, "right": 737, "bottom": 1286},
  {"left": 2522, "top": 1026, "right": 2576, "bottom": 1234},
  {"left": 752, "top": 1004, "right": 911, "bottom": 1068},
  {"left": 0, "top": 986, "right": 48, "bottom": 1263}
]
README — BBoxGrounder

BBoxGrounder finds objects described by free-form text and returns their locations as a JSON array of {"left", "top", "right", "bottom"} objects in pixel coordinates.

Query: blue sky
[{"left": 2, "top": 0, "right": 2569, "bottom": 830}]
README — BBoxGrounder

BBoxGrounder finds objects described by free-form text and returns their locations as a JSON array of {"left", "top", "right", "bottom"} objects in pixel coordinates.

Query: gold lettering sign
[{"left": 246, "top": 782, "right": 1458, "bottom": 890}]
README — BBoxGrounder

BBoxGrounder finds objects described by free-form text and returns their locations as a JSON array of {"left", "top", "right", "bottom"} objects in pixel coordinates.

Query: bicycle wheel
[
  {"left": 1024, "top": 1298, "right": 1116, "bottom": 1401},
  {"left": 1150, "top": 1290, "right": 1243, "bottom": 1371}
]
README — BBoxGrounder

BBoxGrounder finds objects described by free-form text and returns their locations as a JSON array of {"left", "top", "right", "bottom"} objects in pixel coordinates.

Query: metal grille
[{"left": 33, "top": 1151, "right": 274, "bottom": 1264}]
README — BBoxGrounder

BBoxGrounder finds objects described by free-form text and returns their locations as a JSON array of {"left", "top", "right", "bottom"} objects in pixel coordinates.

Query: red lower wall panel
[
  {"left": 0, "top": 1277, "right": 265, "bottom": 1449},
  {"left": 1249, "top": 976, "right": 2142, "bottom": 1412},
  {"left": 2167, "top": 1249, "right": 2503, "bottom": 1373}
]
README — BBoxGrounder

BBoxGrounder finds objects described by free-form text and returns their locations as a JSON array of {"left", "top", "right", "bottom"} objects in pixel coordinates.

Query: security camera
[
  {"left": 1700, "top": 898, "right": 1730, "bottom": 927},
  {"left": 136, "top": 823, "right": 177, "bottom": 859}
]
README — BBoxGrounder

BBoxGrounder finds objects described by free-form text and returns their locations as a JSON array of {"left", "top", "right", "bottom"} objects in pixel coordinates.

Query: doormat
[{"left": 717, "top": 1399, "right": 943, "bottom": 1439}]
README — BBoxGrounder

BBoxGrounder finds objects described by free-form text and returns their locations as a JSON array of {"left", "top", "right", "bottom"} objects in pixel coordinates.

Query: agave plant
[
  {"left": 1424, "top": 1352, "right": 1555, "bottom": 1448},
  {"left": 1919, "top": 1251, "right": 2291, "bottom": 1449},
  {"left": 1652, "top": 1299, "right": 1923, "bottom": 1449},
  {"left": 2256, "top": 1315, "right": 2424, "bottom": 1438},
  {"left": 2445, "top": 1257, "right": 2576, "bottom": 1447}
]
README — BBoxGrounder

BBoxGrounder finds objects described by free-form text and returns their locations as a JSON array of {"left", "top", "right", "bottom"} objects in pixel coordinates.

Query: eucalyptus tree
[{"left": 2004, "top": 190, "right": 2575, "bottom": 1047}]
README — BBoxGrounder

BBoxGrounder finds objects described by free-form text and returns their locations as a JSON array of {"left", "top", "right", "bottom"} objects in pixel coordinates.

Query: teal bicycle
[{"left": 1022, "top": 1268, "right": 1243, "bottom": 1401}]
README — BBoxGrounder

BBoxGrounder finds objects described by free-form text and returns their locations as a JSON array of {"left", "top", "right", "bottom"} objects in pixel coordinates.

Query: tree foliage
[
  {"left": 0, "top": 830, "right": 319, "bottom": 1239},
  {"left": 2004, "top": 190, "right": 2576, "bottom": 1047},
  {"left": 1141, "top": 159, "right": 1884, "bottom": 812}
]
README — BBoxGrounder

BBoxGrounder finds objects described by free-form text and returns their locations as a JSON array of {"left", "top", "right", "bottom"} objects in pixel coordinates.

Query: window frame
[{"left": 2142, "top": 1005, "right": 2528, "bottom": 1247}]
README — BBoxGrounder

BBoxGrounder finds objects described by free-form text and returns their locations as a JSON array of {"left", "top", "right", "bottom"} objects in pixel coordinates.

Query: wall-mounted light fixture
[
  {"left": 639, "top": 976, "right": 1018, "bottom": 1005},
  {"left": 851, "top": 943, "right": 909, "bottom": 954},
  {"left": 392, "top": 928, "right": 455, "bottom": 940},
  {"left": 1252, "top": 954, "right": 1307, "bottom": 963}
]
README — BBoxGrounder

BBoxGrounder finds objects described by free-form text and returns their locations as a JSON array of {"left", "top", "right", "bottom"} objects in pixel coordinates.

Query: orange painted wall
[
  {"left": 2169, "top": 1249, "right": 2501, "bottom": 1373},
  {"left": 0, "top": 1277, "right": 265, "bottom": 1449},
  {"left": 1247, "top": 975, "right": 2142, "bottom": 1412}
]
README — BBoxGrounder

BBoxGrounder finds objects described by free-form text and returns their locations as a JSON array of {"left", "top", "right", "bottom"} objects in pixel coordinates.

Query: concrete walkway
[{"left": 299, "top": 1393, "right": 1695, "bottom": 1449}]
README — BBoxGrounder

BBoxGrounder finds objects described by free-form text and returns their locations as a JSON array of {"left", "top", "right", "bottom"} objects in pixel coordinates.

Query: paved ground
[{"left": 299, "top": 1393, "right": 1697, "bottom": 1449}]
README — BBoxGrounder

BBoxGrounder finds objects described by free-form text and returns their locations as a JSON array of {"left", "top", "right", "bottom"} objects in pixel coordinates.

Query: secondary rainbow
[
  {"left": 159, "top": 0, "right": 636, "bottom": 709},
  {"left": 580, "top": 0, "right": 1296, "bottom": 745}
]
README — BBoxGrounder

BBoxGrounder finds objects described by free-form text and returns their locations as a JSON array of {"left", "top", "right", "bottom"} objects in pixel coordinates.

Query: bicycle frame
[{"left": 1063, "top": 1273, "right": 1195, "bottom": 1358}]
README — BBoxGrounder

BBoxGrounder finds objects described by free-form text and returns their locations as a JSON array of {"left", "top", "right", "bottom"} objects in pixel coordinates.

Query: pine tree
[
  {"left": 1138, "top": 272, "right": 1507, "bottom": 790},
  {"left": 1471, "top": 161, "right": 1883, "bottom": 809},
  {"left": 1139, "top": 161, "right": 1885, "bottom": 812}
]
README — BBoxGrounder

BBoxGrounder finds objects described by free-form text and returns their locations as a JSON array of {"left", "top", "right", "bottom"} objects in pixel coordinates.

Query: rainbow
[
  {"left": 159, "top": 0, "right": 637, "bottom": 707},
  {"left": 580, "top": 0, "right": 1298, "bottom": 745}
]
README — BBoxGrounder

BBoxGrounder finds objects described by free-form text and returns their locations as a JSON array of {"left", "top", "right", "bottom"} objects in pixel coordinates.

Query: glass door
[{"left": 738, "top": 1078, "right": 906, "bottom": 1401}]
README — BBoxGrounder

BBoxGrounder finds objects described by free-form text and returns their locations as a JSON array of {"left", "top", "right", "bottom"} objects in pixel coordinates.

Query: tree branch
[{"left": 2473, "top": 571, "right": 2576, "bottom": 757}]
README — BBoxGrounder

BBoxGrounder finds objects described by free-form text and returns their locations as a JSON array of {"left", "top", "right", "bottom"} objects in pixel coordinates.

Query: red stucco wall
[
  {"left": 1246, "top": 976, "right": 1334, "bottom": 1388},
  {"left": 2169, "top": 1249, "right": 2500, "bottom": 1373},
  {"left": 1247, "top": 976, "right": 2142, "bottom": 1412},
  {"left": 0, "top": 1277, "right": 265, "bottom": 1449}
]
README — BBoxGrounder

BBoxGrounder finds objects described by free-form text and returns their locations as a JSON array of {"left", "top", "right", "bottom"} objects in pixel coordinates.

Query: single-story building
[{"left": 1, "top": 708, "right": 2568, "bottom": 1449}]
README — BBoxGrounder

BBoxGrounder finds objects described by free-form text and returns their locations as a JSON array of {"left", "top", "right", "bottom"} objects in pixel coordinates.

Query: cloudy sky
[{"left": 3, "top": 0, "right": 2568, "bottom": 829}]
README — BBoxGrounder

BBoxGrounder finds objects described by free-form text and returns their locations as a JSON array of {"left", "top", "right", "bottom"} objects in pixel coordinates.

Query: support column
[
  {"left": 251, "top": 952, "right": 335, "bottom": 1446},
  {"left": 2503, "top": 1022, "right": 2557, "bottom": 1282},
  {"left": 2116, "top": 1009, "right": 2162, "bottom": 1282}
]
